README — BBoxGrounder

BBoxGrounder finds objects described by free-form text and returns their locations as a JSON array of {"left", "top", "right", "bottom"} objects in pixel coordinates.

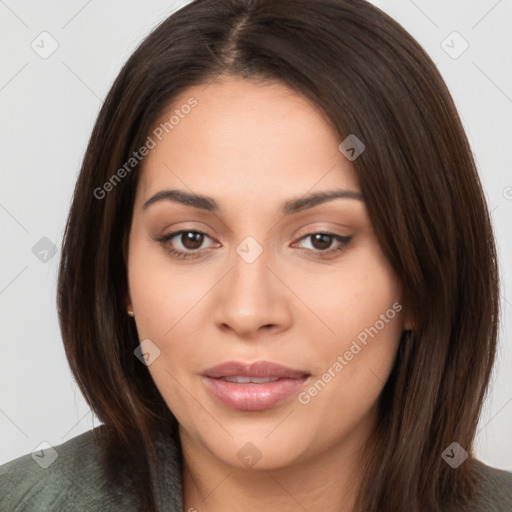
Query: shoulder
[
  {"left": 463, "top": 459, "right": 512, "bottom": 511},
  {"left": 0, "top": 426, "right": 133, "bottom": 511}
]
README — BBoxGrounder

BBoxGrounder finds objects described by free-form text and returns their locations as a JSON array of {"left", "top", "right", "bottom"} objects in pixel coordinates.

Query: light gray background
[{"left": 1, "top": 0, "right": 511, "bottom": 469}]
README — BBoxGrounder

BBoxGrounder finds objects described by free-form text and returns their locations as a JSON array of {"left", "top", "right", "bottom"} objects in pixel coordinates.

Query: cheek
[
  {"left": 127, "top": 237, "right": 212, "bottom": 408},
  {"left": 127, "top": 235, "right": 210, "bottom": 336},
  {"left": 294, "top": 244, "right": 403, "bottom": 415},
  {"left": 291, "top": 241, "right": 403, "bottom": 351},
  {"left": 294, "top": 302, "right": 403, "bottom": 450}
]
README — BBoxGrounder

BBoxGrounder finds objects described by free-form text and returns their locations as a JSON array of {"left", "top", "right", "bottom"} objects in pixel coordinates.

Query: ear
[
  {"left": 401, "top": 301, "right": 416, "bottom": 331},
  {"left": 125, "top": 292, "right": 133, "bottom": 314},
  {"left": 396, "top": 281, "right": 415, "bottom": 331}
]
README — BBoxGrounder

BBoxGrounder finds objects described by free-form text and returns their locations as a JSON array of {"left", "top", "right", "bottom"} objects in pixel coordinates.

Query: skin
[{"left": 126, "top": 76, "right": 413, "bottom": 512}]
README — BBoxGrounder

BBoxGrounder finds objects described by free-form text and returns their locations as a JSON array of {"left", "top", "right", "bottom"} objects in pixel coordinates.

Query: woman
[{"left": 1, "top": 0, "right": 511, "bottom": 510}]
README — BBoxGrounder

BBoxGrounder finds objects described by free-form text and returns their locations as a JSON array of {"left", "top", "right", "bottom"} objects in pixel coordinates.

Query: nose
[{"left": 212, "top": 245, "right": 293, "bottom": 339}]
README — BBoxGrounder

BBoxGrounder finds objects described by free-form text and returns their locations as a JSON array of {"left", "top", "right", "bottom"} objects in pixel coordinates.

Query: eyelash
[{"left": 156, "top": 230, "right": 352, "bottom": 260}]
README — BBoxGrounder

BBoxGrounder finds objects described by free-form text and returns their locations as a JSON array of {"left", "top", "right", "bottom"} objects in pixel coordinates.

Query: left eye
[
  {"left": 292, "top": 232, "right": 352, "bottom": 255},
  {"left": 157, "top": 230, "right": 352, "bottom": 259}
]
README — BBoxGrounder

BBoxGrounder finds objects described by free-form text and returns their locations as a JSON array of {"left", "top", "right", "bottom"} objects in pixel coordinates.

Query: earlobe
[
  {"left": 401, "top": 301, "right": 416, "bottom": 331},
  {"left": 125, "top": 294, "right": 134, "bottom": 317},
  {"left": 404, "top": 313, "right": 416, "bottom": 332},
  {"left": 396, "top": 284, "right": 415, "bottom": 331}
]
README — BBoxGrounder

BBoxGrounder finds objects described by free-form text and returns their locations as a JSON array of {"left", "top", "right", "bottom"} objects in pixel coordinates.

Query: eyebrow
[{"left": 142, "top": 188, "right": 364, "bottom": 215}]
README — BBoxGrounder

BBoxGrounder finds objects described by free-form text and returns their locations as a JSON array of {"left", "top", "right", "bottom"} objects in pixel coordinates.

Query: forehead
[{"left": 135, "top": 77, "right": 360, "bottom": 209}]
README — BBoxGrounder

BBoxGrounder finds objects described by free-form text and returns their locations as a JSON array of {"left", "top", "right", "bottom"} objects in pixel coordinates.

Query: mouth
[{"left": 202, "top": 360, "right": 311, "bottom": 411}]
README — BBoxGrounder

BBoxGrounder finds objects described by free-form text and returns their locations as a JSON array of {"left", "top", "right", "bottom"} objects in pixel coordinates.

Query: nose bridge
[
  {"left": 229, "top": 236, "right": 275, "bottom": 308},
  {"left": 213, "top": 234, "right": 291, "bottom": 334}
]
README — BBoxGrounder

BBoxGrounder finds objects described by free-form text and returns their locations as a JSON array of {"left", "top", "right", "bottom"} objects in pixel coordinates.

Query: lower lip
[{"left": 203, "top": 376, "right": 309, "bottom": 411}]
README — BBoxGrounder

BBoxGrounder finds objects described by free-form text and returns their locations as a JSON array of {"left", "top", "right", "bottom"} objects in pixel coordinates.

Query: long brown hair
[{"left": 57, "top": 0, "right": 499, "bottom": 510}]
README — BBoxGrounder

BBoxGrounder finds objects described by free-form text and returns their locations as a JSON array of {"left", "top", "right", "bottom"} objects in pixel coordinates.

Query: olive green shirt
[{"left": 1, "top": 426, "right": 511, "bottom": 511}]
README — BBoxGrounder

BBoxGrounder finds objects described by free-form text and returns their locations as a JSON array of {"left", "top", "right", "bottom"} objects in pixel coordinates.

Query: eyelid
[
  {"left": 156, "top": 227, "right": 353, "bottom": 260},
  {"left": 157, "top": 223, "right": 351, "bottom": 245},
  {"left": 158, "top": 228, "right": 218, "bottom": 249},
  {"left": 293, "top": 222, "right": 352, "bottom": 237}
]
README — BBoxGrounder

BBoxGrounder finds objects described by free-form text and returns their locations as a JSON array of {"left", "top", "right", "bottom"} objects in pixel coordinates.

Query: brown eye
[
  {"left": 180, "top": 231, "right": 205, "bottom": 250},
  {"left": 310, "top": 233, "right": 334, "bottom": 250},
  {"left": 156, "top": 230, "right": 216, "bottom": 259},
  {"left": 293, "top": 232, "right": 353, "bottom": 257}
]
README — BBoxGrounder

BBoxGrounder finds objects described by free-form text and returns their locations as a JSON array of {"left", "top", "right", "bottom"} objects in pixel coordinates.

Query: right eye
[{"left": 157, "top": 230, "right": 218, "bottom": 259}]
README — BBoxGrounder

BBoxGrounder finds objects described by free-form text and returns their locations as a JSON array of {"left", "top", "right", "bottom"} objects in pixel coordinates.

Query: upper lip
[{"left": 203, "top": 360, "right": 310, "bottom": 379}]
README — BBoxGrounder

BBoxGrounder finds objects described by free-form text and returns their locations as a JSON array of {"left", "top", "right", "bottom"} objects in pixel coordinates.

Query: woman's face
[{"left": 126, "top": 76, "right": 411, "bottom": 471}]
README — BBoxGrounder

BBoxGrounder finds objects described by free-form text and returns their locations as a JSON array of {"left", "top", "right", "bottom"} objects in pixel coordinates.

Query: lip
[
  {"left": 203, "top": 360, "right": 310, "bottom": 379},
  {"left": 202, "top": 360, "right": 311, "bottom": 411}
]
